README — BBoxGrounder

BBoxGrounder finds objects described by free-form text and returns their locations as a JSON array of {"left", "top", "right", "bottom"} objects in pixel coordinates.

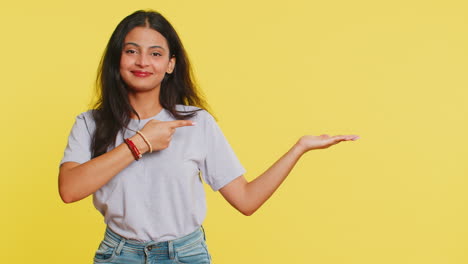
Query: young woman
[{"left": 59, "top": 10, "right": 359, "bottom": 264}]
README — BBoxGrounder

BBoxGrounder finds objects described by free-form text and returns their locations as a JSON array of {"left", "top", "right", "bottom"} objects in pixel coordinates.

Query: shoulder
[
  {"left": 75, "top": 109, "right": 96, "bottom": 125},
  {"left": 73, "top": 110, "right": 96, "bottom": 134},
  {"left": 76, "top": 109, "right": 94, "bottom": 120}
]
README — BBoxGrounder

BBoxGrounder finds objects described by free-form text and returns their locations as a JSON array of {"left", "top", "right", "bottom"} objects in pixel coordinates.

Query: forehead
[{"left": 124, "top": 27, "right": 169, "bottom": 48}]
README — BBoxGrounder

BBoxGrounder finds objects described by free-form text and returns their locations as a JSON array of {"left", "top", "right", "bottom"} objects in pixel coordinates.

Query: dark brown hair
[{"left": 91, "top": 10, "right": 209, "bottom": 158}]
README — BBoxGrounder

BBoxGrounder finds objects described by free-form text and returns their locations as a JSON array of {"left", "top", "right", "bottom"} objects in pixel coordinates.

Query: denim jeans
[{"left": 94, "top": 227, "right": 212, "bottom": 264}]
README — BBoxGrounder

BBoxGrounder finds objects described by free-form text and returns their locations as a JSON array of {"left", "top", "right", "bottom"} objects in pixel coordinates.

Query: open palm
[{"left": 297, "top": 134, "right": 359, "bottom": 152}]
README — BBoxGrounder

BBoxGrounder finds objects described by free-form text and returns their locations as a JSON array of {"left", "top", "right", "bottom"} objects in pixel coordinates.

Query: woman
[{"left": 59, "top": 10, "right": 359, "bottom": 264}]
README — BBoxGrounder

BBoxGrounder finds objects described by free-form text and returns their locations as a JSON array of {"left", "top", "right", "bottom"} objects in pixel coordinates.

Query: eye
[
  {"left": 151, "top": 52, "right": 162, "bottom": 56},
  {"left": 124, "top": 49, "right": 137, "bottom": 54}
]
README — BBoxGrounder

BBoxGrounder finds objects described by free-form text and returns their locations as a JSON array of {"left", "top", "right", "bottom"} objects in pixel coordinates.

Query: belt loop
[
  {"left": 115, "top": 238, "right": 126, "bottom": 256},
  {"left": 168, "top": 241, "right": 175, "bottom": 259}
]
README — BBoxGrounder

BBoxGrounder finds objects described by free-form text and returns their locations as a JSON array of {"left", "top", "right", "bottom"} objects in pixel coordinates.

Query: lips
[{"left": 131, "top": 70, "right": 153, "bottom": 77}]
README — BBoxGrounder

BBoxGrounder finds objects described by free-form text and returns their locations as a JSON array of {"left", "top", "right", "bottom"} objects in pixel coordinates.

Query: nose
[{"left": 135, "top": 54, "right": 149, "bottom": 67}]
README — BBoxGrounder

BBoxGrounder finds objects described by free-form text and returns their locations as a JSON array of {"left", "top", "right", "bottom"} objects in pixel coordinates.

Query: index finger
[{"left": 167, "top": 120, "right": 196, "bottom": 128}]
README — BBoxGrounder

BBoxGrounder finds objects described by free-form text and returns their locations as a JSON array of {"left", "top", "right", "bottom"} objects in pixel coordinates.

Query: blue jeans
[{"left": 94, "top": 227, "right": 212, "bottom": 264}]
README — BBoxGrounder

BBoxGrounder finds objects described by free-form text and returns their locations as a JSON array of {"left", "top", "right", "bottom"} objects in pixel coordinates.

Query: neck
[{"left": 128, "top": 88, "right": 162, "bottom": 119}]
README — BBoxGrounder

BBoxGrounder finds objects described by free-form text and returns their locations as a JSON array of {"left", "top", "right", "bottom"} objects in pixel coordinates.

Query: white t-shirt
[{"left": 60, "top": 105, "right": 245, "bottom": 242}]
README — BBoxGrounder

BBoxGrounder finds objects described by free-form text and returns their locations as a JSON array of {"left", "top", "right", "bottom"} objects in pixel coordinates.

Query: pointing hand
[{"left": 138, "top": 119, "right": 195, "bottom": 152}]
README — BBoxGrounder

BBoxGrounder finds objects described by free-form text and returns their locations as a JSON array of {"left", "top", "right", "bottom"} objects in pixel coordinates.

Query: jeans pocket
[
  {"left": 175, "top": 240, "right": 211, "bottom": 264},
  {"left": 94, "top": 240, "right": 116, "bottom": 263}
]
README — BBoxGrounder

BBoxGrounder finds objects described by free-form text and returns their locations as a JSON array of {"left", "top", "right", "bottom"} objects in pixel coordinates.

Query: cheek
[
  {"left": 119, "top": 65, "right": 127, "bottom": 80},
  {"left": 120, "top": 56, "right": 131, "bottom": 70},
  {"left": 119, "top": 58, "right": 131, "bottom": 82},
  {"left": 152, "top": 57, "right": 171, "bottom": 70}
]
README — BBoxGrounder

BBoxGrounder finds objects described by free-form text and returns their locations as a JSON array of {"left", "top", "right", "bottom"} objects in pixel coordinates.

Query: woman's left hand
[{"left": 295, "top": 134, "right": 360, "bottom": 153}]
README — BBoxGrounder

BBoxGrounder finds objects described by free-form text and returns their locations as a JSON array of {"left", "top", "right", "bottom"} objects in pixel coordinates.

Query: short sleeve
[
  {"left": 60, "top": 111, "right": 94, "bottom": 166},
  {"left": 199, "top": 112, "right": 246, "bottom": 191}
]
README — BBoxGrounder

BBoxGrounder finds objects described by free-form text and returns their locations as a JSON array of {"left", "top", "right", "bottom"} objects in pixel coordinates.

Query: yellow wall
[{"left": 1, "top": 0, "right": 467, "bottom": 263}]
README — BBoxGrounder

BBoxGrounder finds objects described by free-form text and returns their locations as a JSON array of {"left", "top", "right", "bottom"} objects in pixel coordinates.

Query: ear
[{"left": 166, "top": 56, "right": 176, "bottom": 74}]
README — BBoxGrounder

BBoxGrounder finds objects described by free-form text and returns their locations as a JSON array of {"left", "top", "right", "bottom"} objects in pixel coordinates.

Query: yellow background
[{"left": 1, "top": 0, "right": 467, "bottom": 263}]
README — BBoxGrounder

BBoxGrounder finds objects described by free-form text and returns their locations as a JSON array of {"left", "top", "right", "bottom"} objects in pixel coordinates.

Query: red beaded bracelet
[{"left": 124, "top": 138, "right": 142, "bottom": 161}]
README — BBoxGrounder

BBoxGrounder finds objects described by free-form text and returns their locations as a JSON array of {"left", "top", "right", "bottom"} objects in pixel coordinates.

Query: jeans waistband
[{"left": 103, "top": 227, "right": 205, "bottom": 254}]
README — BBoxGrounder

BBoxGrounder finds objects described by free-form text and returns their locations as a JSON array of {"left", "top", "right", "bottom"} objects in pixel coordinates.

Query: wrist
[
  {"left": 130, "top": 135, "right": 149, "bottom": 154},
  {"left": 292, "top": 140, "right": 307, "bottom": 156}
]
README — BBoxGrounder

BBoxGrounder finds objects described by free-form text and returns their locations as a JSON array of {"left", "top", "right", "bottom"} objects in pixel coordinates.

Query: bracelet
[
  {"left": 124, "top": 138, "right": 142, "bottom": 161},
  {"left": 136, "top": 130, "right": 152, "bottom": 153}
]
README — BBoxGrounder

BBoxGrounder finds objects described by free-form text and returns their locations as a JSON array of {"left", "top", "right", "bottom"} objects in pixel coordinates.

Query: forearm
[
  {"left": 243, "top": 143, "right": 305, "bottom": 215},
  {"left": 220, "top": 134, "right": 358, "bottom": 215},
  {"left": 59, "top": 135, "right": 147, "bottom": 203}
]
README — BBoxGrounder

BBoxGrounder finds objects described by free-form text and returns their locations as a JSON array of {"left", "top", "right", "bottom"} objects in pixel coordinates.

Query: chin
[{"left": 127, "top": 85, "right": 160, "bottom": 93}]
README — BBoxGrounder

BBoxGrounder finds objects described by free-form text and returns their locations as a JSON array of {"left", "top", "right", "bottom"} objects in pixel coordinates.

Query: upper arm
[
  {"left": 58, "top": 162, "right": 81, "bottom": 185},
  {"left": 58, "top": 161, "right": 81, "bottom": 203},
  {"left": 60, "top": 112, "right": 94, "bottom": 166},
  {"left": 59, "top": 161, "right": 80, "bottom": 174},
  {"left": 218, "top": 175, "right": 249, "bottom": 213},
  {"left": 198, "top": 111, "right": 246, "bottom": 191}
]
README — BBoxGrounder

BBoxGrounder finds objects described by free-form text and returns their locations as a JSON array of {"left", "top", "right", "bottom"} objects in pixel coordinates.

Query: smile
[{"left": 131, "top": 71, "right": 153, "bottom": 77}]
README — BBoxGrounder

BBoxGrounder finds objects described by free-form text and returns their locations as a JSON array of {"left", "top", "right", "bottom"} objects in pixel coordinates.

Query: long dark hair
[{"left": 91, "top": 10, "right": 209, "bottom": 158}]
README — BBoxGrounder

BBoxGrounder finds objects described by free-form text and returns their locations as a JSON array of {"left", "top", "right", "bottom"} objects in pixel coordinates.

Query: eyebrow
[{"left": 124, "top": 42, "right": 166, "bottom": 50}]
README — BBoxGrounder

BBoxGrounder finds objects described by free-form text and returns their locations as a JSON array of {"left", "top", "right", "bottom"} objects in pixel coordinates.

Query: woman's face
[{"left": 120, "top": 27, "right": 176, "bottom": 92}]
